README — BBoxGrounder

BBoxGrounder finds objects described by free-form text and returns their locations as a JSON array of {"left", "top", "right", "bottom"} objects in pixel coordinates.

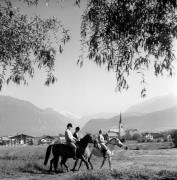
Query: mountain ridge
[
  {"left": 0, "top": 96, "right": 69, "bottom": 136},
  {"left": 126, "top": 94, "right": 177, "bottom": 113},
  {"left": 1, "top": 94, "right": 177, "bottom": 136},
  {"left": 82, "top": 94, "right": 177, "bottom": 134}
]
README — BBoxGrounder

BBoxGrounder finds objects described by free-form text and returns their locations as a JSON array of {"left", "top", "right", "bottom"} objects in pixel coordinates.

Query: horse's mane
[{"left": 77, "top": 134, "right": 91, "bottom": 146}]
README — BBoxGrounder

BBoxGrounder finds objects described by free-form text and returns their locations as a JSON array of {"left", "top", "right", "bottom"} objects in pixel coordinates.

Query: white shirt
[
  {"left": 98, "top": 134, "right": 105, "bottom": 144},
  {"left": 65, "top": 129, "right": 75, "bottom": 143}
]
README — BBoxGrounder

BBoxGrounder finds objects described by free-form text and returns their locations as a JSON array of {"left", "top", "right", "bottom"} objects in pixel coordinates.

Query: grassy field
[{"left": 0, "top": 142, "right": 177, "bottom": 180}]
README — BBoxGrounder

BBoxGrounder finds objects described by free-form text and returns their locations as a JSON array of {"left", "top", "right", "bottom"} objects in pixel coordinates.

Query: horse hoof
[{"left": 70, "top": 168, "right": 75, "bottom": 172}]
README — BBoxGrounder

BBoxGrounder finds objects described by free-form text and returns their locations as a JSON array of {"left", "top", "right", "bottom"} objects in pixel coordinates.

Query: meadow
[{"left": 0, "top": 141, "right": 177, "bottom": 180}]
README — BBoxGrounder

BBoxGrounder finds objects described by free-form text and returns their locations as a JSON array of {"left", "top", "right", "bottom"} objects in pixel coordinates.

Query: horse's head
[
  {"left": 115, "top": 138, "right": 128, "bottom": 150},
  {"left": 87, "top": 133, "right": 93, "bottom": 143},
  {"left": 110, "top": 138, "right": 124, "bottom": 148},
  {"left": 80, "top": 134, "right": 93, "bottom": 144}
]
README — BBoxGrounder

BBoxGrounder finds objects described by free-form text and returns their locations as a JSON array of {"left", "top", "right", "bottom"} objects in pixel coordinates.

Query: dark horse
[{"left": 44, "top": 134, "right": 93, "bottom": 172}]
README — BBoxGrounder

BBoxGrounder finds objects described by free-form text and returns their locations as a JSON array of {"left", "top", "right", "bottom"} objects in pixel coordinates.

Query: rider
[
  {"left": 73, "top": 126, "right": 80, "bottom": 141},
  {"left": 98, "top": 129, "right": 108, "bottom": 158},
  {"left": 65, "top": 123, "right": 78, "bottom": 160}
]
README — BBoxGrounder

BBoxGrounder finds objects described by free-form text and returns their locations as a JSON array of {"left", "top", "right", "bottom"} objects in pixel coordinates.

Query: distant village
[
  {"left": 0, "top": 133, "right": 65, "bottom": 146},
  {"left": 0, "top": 128, "right": 173, "bottom": 146}
]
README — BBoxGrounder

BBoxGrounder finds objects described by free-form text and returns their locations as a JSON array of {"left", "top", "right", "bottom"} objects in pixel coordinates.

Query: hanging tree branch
[
  {"left": 0, "top": 0, "right": 70, "bottom": 90},
  {"left": 79, "top": 0, "right": 177, "bottom": 97}
]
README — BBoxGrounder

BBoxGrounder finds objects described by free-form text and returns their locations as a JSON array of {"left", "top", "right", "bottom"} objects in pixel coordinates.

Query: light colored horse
[{"left": 78, "top": 138, "right": 127, "bottom": 170}]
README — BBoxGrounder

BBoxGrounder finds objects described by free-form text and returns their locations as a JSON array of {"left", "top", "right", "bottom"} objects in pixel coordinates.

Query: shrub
[
  {"left": 157, "top": 139, "right": 161, "bottom": 143},
  {"left": 138, "top": 138, "right": 145, "bottom": 143},
  {"left": 132, "top": 133, "right": 141, "bottom": 141},
  {"left": 171, "top": 130, "right": 177, "bottom": 148},
  {"left": 135, "top": 145, "right": 140, "bottom": 150}
]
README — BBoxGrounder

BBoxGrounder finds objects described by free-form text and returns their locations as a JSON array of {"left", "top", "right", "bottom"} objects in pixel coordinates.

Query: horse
[
  {"left": 78, "top": 138, "right": 128, "bottom": 170},
  {"left": 44, "top": 134, "right": 93, "bottom": 172}
]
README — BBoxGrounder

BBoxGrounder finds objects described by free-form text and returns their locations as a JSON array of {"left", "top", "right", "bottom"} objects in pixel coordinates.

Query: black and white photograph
[{"left": 0, "top": 0, "right": 177, "bottom": 179}]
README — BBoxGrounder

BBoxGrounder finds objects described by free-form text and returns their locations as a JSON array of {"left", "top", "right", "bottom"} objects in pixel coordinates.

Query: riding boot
[
  {"left": 102, "top": 149, "right": 107, "bottom": 158},
  {"left": 73, "top": 149, "right": 77, "bottom": 160}
]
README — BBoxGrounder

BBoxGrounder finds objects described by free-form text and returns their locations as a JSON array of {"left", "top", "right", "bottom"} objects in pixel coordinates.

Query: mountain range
[
  {"left": 0, "top": 94, "right": 177, "bottom": 136},
  {"left": 0, "top": 96, "right": 71, "bottom": 136},
  {"left": 126, "top": 94, "right": 177, "bottom": 113},
  {"left": 82, "top": 94, "right": 177, "bottom": 133}
]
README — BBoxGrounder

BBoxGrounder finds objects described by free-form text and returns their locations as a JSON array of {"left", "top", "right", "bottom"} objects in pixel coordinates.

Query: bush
[
  {"left": 138, "top": 138, "right": 145, "bottom": 143},
  {"left": 157, "top": 139, "right": 161, "bottom": 143},
  {"left": 132, "top": 133, "right": 141, "bottom": 141},
  {"left": 135, "top": 145, "right": 140, "bottom": 150},
  {"left": 171, "top": 130, "right": 177, "bottom": 148}
]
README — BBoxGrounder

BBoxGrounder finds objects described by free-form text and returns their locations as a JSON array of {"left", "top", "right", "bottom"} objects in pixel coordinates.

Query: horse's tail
[{"left": 44, "top": 144, "right": 53, "bottom": 165}]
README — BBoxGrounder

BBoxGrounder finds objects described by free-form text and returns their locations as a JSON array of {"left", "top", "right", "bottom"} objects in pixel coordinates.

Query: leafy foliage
[
  {"left": 79, "top": 0, "right": 177, "bottom": 96},
  {"left": 0, "top": 0, "right": 70, "bottom": 90},
  {"left": 171, "top": 130, "right": 177, "bottom": 147}
]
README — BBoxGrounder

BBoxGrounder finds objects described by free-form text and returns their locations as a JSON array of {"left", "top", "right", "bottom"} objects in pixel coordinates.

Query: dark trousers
[{"left": 67, "top": 142, "right": 77, "bottom": 156}]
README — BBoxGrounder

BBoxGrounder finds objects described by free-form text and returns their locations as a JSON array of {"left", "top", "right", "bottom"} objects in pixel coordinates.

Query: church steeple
[{"left": 119, "top": 112, "right": 123, "bottom": 138}]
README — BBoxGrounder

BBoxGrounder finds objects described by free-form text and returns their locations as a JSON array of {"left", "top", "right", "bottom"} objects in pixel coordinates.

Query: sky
[{"left": 1, "top": 0, "right": 177, "bottom": 117}]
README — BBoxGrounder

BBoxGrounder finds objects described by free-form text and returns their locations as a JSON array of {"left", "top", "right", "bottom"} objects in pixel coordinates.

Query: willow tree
[
  {"left": 0, "top": 0, "right": 70, "bottom": 90},
  {"left": 79, "top": 0, "right": 177, "bottom": 96},
  {"left": 1, "top": 0, "right": 177, "bottom": 96}
]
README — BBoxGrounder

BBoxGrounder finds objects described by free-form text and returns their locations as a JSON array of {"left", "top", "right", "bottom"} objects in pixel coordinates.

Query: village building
[
  {"left": 37, "top": 135, "right": 55, "bottom": 145},
  {"left": 108, "top": 113, "right": 125, "bottom": 140},
  {"left": 108, "top": 129, "right": 119, "bottom": 139},
  {"left": 10, "top": 134, "right": 34, "bottom": 145},
  {"left": 0, "top": 136, "right": 12, "bottom": 145},
  {"left": 144, "top": 133, "right": 154, "bottom": 141}
]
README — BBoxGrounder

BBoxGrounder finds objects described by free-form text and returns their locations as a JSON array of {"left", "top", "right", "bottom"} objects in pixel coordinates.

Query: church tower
[{"left": 119, "top": 112, "right": 124, "bottom": 138}]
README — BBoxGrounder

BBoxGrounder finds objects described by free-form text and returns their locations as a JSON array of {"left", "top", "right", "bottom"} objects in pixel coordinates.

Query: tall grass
[
  {"left": 0, "top": 144, "right": 177, "bottom": 179},
  {"left": 0, "top": 145, "right": 47, "bottom": 178},
  {"left": 66, "top": 169, "right": 177, "bottom": 180}
]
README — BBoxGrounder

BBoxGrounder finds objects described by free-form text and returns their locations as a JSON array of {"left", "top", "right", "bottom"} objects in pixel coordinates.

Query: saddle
[
  {"left": 64, "top": 143, "right": 78, "bottom": 155},
  {"left": 94, "top": 141, "right": 104, "bottom": 151},
  {"left": 94, "top": 141, "right": 107, "bottom": 156}
]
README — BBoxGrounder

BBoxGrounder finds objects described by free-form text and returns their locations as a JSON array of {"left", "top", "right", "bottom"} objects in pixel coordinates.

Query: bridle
[{"left": 106, "top": 138, "right": 122, "bottom": 146}]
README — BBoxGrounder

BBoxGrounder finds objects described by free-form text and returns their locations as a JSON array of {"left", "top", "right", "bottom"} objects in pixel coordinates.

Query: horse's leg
[
  {"left": 64, "top": 163, "right": 69, "bottom": 172},
  {"left": 60, "top": 157, "right": 64, "bottom": 171},
  {"left": 54, "top": 156, "right": 59, "bottom": 173},
  {"left": 62, "top": 157, "right": 69, "bottom": 172},
  {"left": 78, "top": 159, "right": 83, "bottom": 171},
  {"left": 100, "top": 157, "right": 106, "bottom": 169},
  {"left": 80, "top": 155, "right": 89, "bottom": 170},
  {"left": 49, "top": 158, "right": 54, "bottom": 172},
  {"left": 88, "top": 153, "right": 93, "bottom": 170},
  {"left": 71, "top": 159, "right": 79, "bottom": 172},
  {"left": 108, "top": 156, "right": 112, "bottom": 170}
]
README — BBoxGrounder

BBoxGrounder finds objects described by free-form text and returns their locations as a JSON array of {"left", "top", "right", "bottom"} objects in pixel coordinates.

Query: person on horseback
[
  {"left": 73, "top": 126, "right": 80, "bottom": 141},
  {"left": 98, "top": 129, "right": 108, "bottom": 158},
  {"left": 65, "top": 123, "right": 78, "bottom": 160}
]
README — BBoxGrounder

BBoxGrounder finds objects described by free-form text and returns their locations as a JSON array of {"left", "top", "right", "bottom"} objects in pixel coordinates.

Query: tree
[
  {"left": 0, "top": 0, "right": 70, "bottom": 90},
  {"left": 132, "top": 133, "right": 142, "bottom": 141},
  {"left": 1, "top": 0, "right": 177, "bottom": 95},
  {"left": 79, "top": 0, "right": 177, "bottom": 96},
  {"left": 170, "top": 130, "right": 177, "bottom": 148}
]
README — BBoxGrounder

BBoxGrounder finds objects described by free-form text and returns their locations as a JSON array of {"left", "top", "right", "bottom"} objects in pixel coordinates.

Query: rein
[
  {"left": 106, "top": 138, "right": 123, "bottom": 147},
  {"left": 106, "top": 141, "right": 118, "bottom": 146},
  {"left": 106, "top": 138, "right": 119, "bottom": 146}
]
